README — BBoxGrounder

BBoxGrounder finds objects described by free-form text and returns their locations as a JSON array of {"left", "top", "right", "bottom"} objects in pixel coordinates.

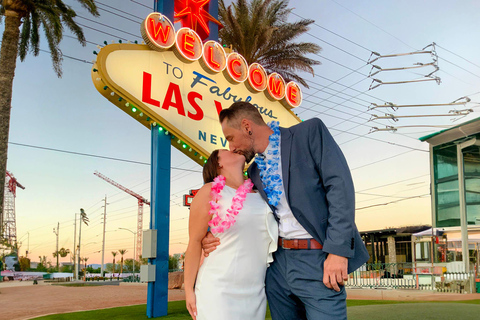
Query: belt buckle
[{"left": 282, "top": 238, "right": 290, "bottom": 250}]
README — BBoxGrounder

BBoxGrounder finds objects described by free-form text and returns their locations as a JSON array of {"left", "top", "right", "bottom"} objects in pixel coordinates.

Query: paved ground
[
  {"left": 0, "top": 280, "right": 478, "bottom": 320},
  {"left": 0, "top": 280, "right": 184, "bottom": 320}
]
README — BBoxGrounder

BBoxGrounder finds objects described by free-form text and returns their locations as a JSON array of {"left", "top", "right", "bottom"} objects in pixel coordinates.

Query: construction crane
[
  {"left": 94, "top": 171, "right": 149, "bottom": 261},
  {"left": 3, "top": 171, "right": 25, "bottom": 247}
]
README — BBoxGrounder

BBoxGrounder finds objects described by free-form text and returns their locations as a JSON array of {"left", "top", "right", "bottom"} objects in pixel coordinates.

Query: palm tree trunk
[{"left": 0, "top": 11, "right": 22, "bottom": 233}]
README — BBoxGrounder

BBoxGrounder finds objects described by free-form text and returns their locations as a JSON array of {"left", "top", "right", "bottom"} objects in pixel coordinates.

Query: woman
[{"left": 184, "top": 149, "right": 277, "bottom": 320}]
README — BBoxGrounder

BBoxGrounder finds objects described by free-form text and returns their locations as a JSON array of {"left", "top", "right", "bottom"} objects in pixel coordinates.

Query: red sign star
[{"left": 174, "top": 0, "right": 223, "bottom": 40}]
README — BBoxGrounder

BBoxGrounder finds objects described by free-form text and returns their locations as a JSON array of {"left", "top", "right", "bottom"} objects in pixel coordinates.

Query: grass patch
[
  {"left": 50, "top": 283, "right": 103, "bottom": 287},
  {"left": 31, "top": 300, "right": 480, "bottom": 319}
]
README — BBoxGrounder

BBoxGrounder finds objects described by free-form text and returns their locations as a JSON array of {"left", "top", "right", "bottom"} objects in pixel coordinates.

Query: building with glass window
[{"left": 420, "top": 116, "right": 480, "bottom": 272}]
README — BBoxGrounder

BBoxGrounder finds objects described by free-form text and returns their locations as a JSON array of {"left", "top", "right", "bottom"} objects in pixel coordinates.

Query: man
[{"left": 203, "top": 101, "right": 369, "bottom": 319}]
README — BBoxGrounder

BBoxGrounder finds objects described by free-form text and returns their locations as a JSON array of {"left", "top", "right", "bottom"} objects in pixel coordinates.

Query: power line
[
  {"left": 305, "top": 31, "right": 366, "bottom": 63},
  {"left": 356, "top": 194, "right": 430, "bottom": 211},
  {"left": 77, "top": 15, "right": 142, "bottom": 40},
  {"left": 94, "top": 5, "right": 144, "bottom": 24},
  {"left": 96, "top": 1, "right": 144, "bottom": 21},
  {"left": 436, "top": 43, "right": 480, "bottom": 70},
  {"left": 130, "top": 0, "right": 151, "bottom": 10},
  {"left": 290, "top": 11, "right": 372, "bottom": 53},
  {"left": 64, "top": 34, "right": 99, "bottom": 46},
  {"left": 438, "top": 55, "right": 480, "bottom": 80},
  {"left": 356, "top": 174, "right": 430, "bottom": 193},
  {"left": 313, "top": 52, "right": 369, "bottom": 76},
  {"left": 8, "top": 141, "right": 202, "bottom": 172},
  {"left": 307, "top": 81, "right": 373, "bottom": 106},
  {"left": 350, "top": 150, "right": 415, "bottom": 171},
  {"left": 328, "top": 0, "right": 415, "bottom": 50},
  {"left": 356, "top": 184, "right": 428, "bottom": 205},
  {"left": 76, "top": 22, "right": 129, "bottom": 41}
]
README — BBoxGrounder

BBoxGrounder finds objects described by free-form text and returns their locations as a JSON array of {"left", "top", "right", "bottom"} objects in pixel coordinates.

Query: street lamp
[{"left": 118, "top": 227, "right": 137, "bottom": 276}]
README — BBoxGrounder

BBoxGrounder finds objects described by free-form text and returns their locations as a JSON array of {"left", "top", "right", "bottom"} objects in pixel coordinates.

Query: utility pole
[
  {"left": 73, "top": 213, "right": 77, "bottom": 280},
  {"left": 94, "top": 171, "right": 149, "bottom": 261},
  {"left": 101, "top": 196, "right": 108, "bottom": 277},
  {"left": 53, "top": 222, "right": 59, "bottom": 271},
  {"left": 77, "top": 209, "right": 89, "bottom": 281}
]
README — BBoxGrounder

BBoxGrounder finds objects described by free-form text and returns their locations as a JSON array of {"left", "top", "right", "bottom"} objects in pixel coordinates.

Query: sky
[{"left": 2, "top": 0, "right": 480, "bottom": 266}]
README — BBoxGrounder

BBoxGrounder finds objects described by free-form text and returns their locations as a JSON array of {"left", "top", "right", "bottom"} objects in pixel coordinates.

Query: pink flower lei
[{"left": 208, "top": 175, "right": 254, "bottom": 233}]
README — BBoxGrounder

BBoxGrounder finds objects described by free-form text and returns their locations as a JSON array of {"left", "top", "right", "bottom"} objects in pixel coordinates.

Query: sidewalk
[
  {"left": 347, "top": 287, "right": 480, "bottom": 301},
  {"left": 0, "top": 281, "right": 184, "bottom": 320}
]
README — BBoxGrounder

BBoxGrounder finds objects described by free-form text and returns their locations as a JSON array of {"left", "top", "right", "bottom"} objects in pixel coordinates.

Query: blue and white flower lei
[{"left": 254, "top": 121, "right": 282, "bottom": 206}]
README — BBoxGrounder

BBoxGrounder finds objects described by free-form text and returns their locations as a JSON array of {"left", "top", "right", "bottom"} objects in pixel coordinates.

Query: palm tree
[
  {"left": 0, "top": 1, "right": 99, "bottom": 228},
  {"left": 118, "top": 249, "right": 127, "bottom": 275},
  {"left": 111, "top": 251, "right": 117, "bottom": 274},
  {"left": 218, "top": 0, "right": 320, "bottom": 88},
  {"left": 58, "top": 248, "right": 70, "bottom": 258},
  {"left": 83, "top": 257, "right": 88, "bottom": 271}
]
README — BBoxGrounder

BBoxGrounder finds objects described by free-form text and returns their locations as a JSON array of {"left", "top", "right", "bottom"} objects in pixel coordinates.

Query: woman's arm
[{"left": 184, "top": 183, "right": 212, "bottom": 320}]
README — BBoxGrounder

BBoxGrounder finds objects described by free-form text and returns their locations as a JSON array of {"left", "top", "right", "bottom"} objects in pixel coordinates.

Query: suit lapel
[
  {"left": 248, "top": 163, "right": 268, "bottom": 201},
  {"left": 280, "top": 127, "right": 292, "bottom": 199}
]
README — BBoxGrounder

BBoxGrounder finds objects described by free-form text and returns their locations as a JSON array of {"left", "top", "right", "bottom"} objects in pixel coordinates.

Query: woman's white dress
[{"left": 195, "top": 185, "right": 278, "bottom": 320}]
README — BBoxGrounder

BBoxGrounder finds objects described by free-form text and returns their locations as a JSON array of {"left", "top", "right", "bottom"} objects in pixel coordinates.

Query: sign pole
[
  {"left": 207, "top": 0, "right": 219, "bottom": 41},
  {"left": 154, "top": 1, "right": 174, "bottom": 16},
  {"left": 147, "top": 125, "right": 171, "bottom": 318},
  {"left": 148, "top": 3, "right": 173, "bottom": 319}
]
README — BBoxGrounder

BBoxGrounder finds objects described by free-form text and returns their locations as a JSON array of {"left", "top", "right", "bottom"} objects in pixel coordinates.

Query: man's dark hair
[{"left": 219, "top": 101, "right": 266, "bottom": 128}]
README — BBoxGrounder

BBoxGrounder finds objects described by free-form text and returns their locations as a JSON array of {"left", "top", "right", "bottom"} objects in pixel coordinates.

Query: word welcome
[{"left": 140, "top": 12, "right": 302, "bottom": 109}]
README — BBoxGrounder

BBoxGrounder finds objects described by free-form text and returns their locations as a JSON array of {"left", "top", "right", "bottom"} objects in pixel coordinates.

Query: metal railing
[
  {"left": 346, "top": 263, "right": 477, "bottom": 293},
  {"left": 347, "top": 263, "right": 416, "bottom": 289}
]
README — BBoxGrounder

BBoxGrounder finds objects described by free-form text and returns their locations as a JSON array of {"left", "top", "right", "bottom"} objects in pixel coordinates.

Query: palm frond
[
  {"left": 18, "top": 15, "right": 31, "bottom": 61},
  {"left": 5, "top": 0, "right": 98, "bottom": 77},
  {"left": 74, "top": 0, "right": 99, "bottom": 17},
  {"left": 30, "top": 10, "right": 40, "bottom": 56},
  {"left": 37, "top": 12, "right": 63, "bottom": 77},
  {"left": 59, "top": 6, "right": 86, "bottom": 46},
  {"left": 219, "top": 0, "right": 320, "bottom": 88}
]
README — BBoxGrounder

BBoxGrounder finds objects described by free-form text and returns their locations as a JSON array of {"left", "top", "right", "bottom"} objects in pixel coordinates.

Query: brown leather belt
[{"left": 278, "top": 237, "right": 323, "bottom": 250}]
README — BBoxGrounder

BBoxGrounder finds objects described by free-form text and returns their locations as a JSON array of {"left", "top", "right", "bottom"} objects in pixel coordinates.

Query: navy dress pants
[{"left": 266, "top": 247, "right": 347, "bottom": 320}]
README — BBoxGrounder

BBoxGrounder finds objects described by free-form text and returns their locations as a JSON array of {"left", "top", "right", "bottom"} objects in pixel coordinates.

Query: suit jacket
[{"left": 248, "top": 118, "right": 370, "bottom": 273}]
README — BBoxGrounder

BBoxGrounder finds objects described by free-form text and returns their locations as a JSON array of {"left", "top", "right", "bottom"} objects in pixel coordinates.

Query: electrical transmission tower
[
  {"left": 94, "top": 171, "right": 149, "bottom": 261},
  {"left": 2, "top": 171, "right": 25, "bottom": 247}
]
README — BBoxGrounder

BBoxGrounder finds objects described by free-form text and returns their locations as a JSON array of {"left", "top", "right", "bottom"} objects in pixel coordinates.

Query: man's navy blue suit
[{"left": 248, "top": 118, "right": 370, "bottom": 319}]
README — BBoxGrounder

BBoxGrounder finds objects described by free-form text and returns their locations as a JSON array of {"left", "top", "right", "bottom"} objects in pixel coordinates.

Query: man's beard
[
  {"left": 236, "top": 148, "right": 255, "bottom": 163},
  {"left": 243, "top": 149, "right": 256, "bottom": 163}
]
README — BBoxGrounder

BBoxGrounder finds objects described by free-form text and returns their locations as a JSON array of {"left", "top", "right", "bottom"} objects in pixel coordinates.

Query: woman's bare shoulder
[{"left": 191, "top": 183, "right": 213, "bottom": 206}]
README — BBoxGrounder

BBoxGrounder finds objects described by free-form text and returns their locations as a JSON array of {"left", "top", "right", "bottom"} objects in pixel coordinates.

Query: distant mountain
[{"left": 88, "top": 264, "right": 102, "bottom": 269}]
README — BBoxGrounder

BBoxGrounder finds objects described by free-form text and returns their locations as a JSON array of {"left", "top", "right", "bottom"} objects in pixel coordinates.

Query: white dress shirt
[{"left": 261, "top": 132, "right": 312, "bottom": 239}]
